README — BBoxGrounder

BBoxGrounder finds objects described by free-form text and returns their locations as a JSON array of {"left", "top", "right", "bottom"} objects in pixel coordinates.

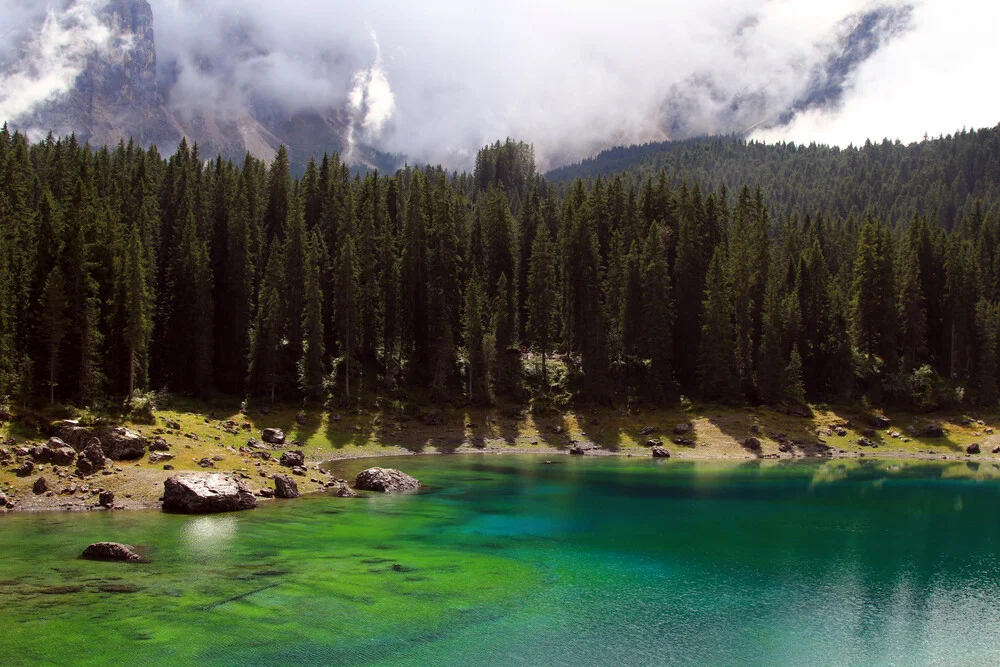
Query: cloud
[
  {"left": 0, "top": 0, "right": 114, "bottom": 124},
  {"left": 754, "top": 0, "right": 1000, "bottom": 147},
  {"left": 4, "top": 0, "right": 987, "bottom": 170}
]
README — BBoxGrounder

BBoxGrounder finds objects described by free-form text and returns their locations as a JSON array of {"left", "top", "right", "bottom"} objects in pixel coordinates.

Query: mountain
[{"left": 3, "top": 0, "right": 397, "bottom": 173}]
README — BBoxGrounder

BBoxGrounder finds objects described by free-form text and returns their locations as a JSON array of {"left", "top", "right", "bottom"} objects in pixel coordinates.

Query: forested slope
[
  {"left": 1, "top": 128, "right": 999, "bottom": 416},
  {"left": 547, "top": 128, "right": 1000, "bottom": 232}
]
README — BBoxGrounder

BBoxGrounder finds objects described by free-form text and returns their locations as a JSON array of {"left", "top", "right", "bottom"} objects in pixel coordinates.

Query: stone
[
  {"left": 34, "top": 441, "right": 76, "bottom": 466},
  {"left": 743, "top": 437, "right": 762, "bottom": 450},
  {"left": 673, "top": 437, "right": 694, "bottom": 446},
  {"left": 258, "top": 488, "right": 274, "bottom": 498},
  {"left": 33, "top": 477, "right": 49, "bottom": 494},
  {"left": 336, "top": 484, "right": 359, "bottom": 498},
  {"left": 639, "top": 426, "right": 658, "bottom": 436},
  {"left": 921, "top": 424, "right": 945, "bottom": 438},
  {"left": 162, "top": 473, "right": 258, "bottom": 513},
  {"left": 163, "top": 464, "right": 174, "bottom": 471},
  {"left": 148, "top": 437, "right": 171, "bottom": 452},
  {"left": 149, "top": 452, "right": 174, "bottom": 464},
  {"left": 858, "top": 437, "right": 878, "bottom": 448},
  {"left": 292, "top": 466, "right": 307, "bottom": 476},
  {"left": 355, "top": 467, "right": 421, "bottom": 493},
  {"left": 296, "top": 413, "right": 307, "bottom": 425},
  {"left": 645, "top": 439, "right": 661, "bottom": 448},
  {"left": 262, "top": 428, "right": 285, "bottom": 445},
  {"left": 279, "top": 450, "right": 305, "bottom": 468},
  {"left": 101, "top": 428, "right": 147, "bottom": 460},
  {"left": 568, "top": 445, "right": 587, "bottom": 455},
  {"left": 992, "top": 446, "right": 1000, "bottom": 454},
  {"left": 673, "top": 423, "right": 691, "bottom": 435},
  {"left": 273, "top": 474, "right": 300, "bottom": 499},
  {"left": 16, "top": 460, "right": 34, "bottom": 477},
  {"left": 164, "top": 419, "right": 181, "bottom": 430},
  {"left": 868, "top": 413, "right": 892, "bottom": 429},
  {"left": 81, "top": 542, "right": 145, "bottom": 563},
  {"left": 196, "top": 458, "right": 215, "bottom": 468},
  {"left": 0, "top": 490, "right": 9, "bottom": 507},
  {"left": 651, "top": 446, "right": 671, "bottom": 458},
  {"left": 99, "top": 491, "right": 114, "bottom": 508},
  {"left": 834, "top": 427, "right": 848, "bottom": 437},
  {"left": 967, "top": 442, "right": 981, "bottom": 454}
]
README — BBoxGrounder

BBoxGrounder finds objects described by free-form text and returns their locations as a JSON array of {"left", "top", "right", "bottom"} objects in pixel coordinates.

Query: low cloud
[{"left": 3, "top": 1, "right": 985, "bottom": 169}]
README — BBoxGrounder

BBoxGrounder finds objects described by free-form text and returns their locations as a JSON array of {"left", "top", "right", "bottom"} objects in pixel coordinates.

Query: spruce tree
[
  {"left": 698, "top": 248, "right": 738, "bottom": 402},
  {"left": 299, "top": 229, "right": 326, "bottom": 400},
  {"left": 463, "top": 271, "right": 489, "bottom": 403},
  {"left": 38, "top": 267, "right": 69, "bottom": 404},
  {"left": 118, "top": 223, "right": 153, "bottom": 400},
  {"left": 334, "top": 234, "right": 360, "bottom": 401},
  {"left": 526, "top": 224, "right": 556, "bottom": 389}
]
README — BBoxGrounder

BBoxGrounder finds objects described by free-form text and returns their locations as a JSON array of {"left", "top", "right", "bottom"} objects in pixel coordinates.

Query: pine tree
[
  {"left": 492, "top": 273, "right": 517, "bottom": 395},
  {"left": 299, "top": 229, "right": 326, "bottom": 400},
  {"left": 527, "top": 223, "right": 556, "bottom": 389},
  {"left": 118, "top": 223, "right": 153, "bottom": 400},
  {"left": 334, "top": 234, "right": 360, "bottom": 401},
  {"left": 698, "top": 248, "right": 738, "bottom": 402},
  {"left": 38, "top": 267, "right": 69, "bottom": 404},
  {"left": 642, "top": 221, "right": 674, "bottom": 401},
  {"left": 463, "top": 271, "right": 488, "bottom": 403},
  {"left": 248, "top": 245, "right": 284, "bottom": 402}
]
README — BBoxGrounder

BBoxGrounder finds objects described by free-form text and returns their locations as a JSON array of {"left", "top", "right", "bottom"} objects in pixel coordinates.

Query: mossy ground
[{"left": 2, "top": 397, "right": 1000, "bottom": 509}]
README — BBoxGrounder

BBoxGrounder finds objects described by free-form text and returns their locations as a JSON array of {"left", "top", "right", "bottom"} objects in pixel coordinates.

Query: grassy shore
[{"left": 2, "top": 398, "right": 999, "bottom": 511}]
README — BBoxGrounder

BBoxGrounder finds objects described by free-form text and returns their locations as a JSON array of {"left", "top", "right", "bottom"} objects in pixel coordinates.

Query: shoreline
[{"left": 3, "top": 443, "right": 996, "bottom": 515}]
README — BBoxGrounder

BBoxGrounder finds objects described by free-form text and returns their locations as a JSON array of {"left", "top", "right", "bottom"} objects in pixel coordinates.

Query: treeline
[
  {"left": 1, "top": 125, "right": 1000, "bottom": 413},
  {"left": 547, "top": 127, "right": 1000, "bottom": 233}
]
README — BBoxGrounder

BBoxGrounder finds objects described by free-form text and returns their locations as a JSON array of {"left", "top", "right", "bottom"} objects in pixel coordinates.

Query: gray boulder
[
  {"left": 651, "top": 446, "right": 671, "bottom": 458},
  {"left": 262, "top": 428, "right": 285, "bottom": 445},
  {"left": 639, "top": 426, "right": 658, "bottom": 436},
  {"left": 34, "top": 439, "right": 76, "bottom": 466},
  {"left": 0, "top": 490, "right": 10, "bottom": 507},
  {"left": 743, "top": 437, "right": 762, "bottom": 450},
  {"left": 33, "top": 477, "right": 49, "bottom": 494},
  {"left": 673, "top": 423, "right": 691, "bottom": 435},
  {"left": 162, "top": 473, "right": 258, "bottom": 513},
  {"left": 355, "top": 467, "right": 421, "bottom": 493},
  {"left": 15, "top": 461, "right": 34, "bottom": 477},
  {"left": 279, "top": 450, "right": 305, "bottom": 468},
  {"left": 101, "top": 428, "right": 146, "bottom": 460},
  {"left": 148, "top": 437, "right": 170, "bottom": 452},
  {"left": 967, "top": 442, "right": 981, "bottom": 454},
  {"left": 335, "top": 484, "right": 359, "bottom": 498},
  {"left": 99, "top": 491, "right": 114, "bottom": 508},
  {"left": 81, "top": 542, "right": 145, "bottom": 563},
  {"left": 273, "top": 475, "right": 300, "bottom": 499}
]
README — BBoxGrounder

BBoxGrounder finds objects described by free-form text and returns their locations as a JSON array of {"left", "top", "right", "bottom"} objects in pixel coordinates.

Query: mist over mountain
[{"left": 0, "top": 0, "right": 989, "bottom": 171}]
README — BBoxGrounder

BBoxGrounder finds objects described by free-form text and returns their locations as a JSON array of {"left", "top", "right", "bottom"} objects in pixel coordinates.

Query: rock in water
[
  {"left": 273, "top": 475, "right": 300, "bottom": 499},
  {"left": 262, "top": 428, "right": 285, "bottom": 445},
  {"left": 651, "top": 446, "right": 671, "bottom": 458},
  {"left": 279, "top": 450, "right": 305, "bottom": 468},
  {"left": 355, "top": 468, "right": 421, "bottom": 493},
  {"left": 162, "top": 474, "right": 258, "bottom": 513},
  {"left": 335, "top": 484, "right": 359, "bottom": 498},
  {"left": 81, "top": 542, "right": 145, "bottom": 563}
]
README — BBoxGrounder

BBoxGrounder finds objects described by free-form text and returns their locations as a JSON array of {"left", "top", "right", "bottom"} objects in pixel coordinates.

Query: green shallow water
[{"left": 3, "top": 456, "right": 1000, "bottom": 666}]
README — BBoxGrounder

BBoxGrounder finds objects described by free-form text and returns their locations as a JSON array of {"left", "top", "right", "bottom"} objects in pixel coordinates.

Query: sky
[{"left": 0, "top": 0, "right": 996, "bottom": 169}]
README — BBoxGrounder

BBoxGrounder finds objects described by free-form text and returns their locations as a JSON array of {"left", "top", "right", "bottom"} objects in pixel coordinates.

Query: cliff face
[{"left": 5, "top": 0, "right": 396, "bottom": 172}]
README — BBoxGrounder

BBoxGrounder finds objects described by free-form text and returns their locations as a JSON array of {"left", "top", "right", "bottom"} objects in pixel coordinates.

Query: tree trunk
[
  {"left": 128, "top": 346, "right": 135, "bottom": 402},
  {"left": 541, "top": 350, "right": 547, "bottom": 390}
]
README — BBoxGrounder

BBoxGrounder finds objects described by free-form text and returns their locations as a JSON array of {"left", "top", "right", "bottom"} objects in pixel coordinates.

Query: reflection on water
[
  {"left": 1, "top": 456, "right": 1000, "bottom": 666},
  {"left": 182, "top": 516, "right": 238, "bottom": 560}
]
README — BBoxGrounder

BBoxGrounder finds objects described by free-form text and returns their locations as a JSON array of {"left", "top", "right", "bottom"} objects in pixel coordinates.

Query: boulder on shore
[
  {"left": 33, "top": 440, "right": 76, "bottom": 466},
  {"left": 651, "top": 446, "right": 671, "bottom": 458},
  {"left": 162, "top": 473, "right": 258, "bottom": 513},
  {"left": 743, "top": 437, "right": 762, "bottom": 451},
  {"left": 33, "top": 477, "right": 49, "bottom": 494},
  {"left": 99, "top": 491, "right": 114, "bottom": 508},
  {"left": 262, "top": 428, "right": 286, "bottom": 445},
  {"left": 967, "top": 442, "right": 981, "bottom": 454},
  {"left": 0, "top": 490, "right": 10, "bottom": 507},
  {"left": 81, "top": 542, "right": 145, "bottom": 563},
  {"left": 273, "top": 474, "right": 300, "bottom": 499},
  {"left": 355, "top": 467, "right": 421, "bottom": 493},
  {"left": 51, "top": 424, "right": 145, "bottom": 461},
  {"left": 568, "top": 445, "right": 587, "bottom": 455},
  {"left": 279, "top": 450, "right": 305, "bottom": 468},
  {"left": 673, "top": 423, "right": 691, "bottom": 435}
]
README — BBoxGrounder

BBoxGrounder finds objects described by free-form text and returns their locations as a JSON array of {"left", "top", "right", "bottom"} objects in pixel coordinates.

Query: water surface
[{"left": 2, "top": 456, "right": 999, "bottom": 665}]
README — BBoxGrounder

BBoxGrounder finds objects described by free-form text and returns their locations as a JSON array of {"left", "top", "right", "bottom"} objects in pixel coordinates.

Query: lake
[{"left": 2, "top": 455, "right": 999, "bottom": 665}]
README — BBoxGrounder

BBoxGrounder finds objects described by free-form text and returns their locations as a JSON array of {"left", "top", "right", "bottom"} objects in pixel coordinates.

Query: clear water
[{"left": 2, "top": 456, "right": 1000, "bottom": 666}]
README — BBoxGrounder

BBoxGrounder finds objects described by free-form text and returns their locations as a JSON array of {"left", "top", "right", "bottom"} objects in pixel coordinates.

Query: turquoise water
[{"left": 2, "top": 456, "right": 1000, "bottom": 665}]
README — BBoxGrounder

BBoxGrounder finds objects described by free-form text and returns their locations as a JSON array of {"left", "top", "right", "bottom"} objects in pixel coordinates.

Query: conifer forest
[{"left": 3, "top": 125, "right": 1000, "bottom": 414}]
